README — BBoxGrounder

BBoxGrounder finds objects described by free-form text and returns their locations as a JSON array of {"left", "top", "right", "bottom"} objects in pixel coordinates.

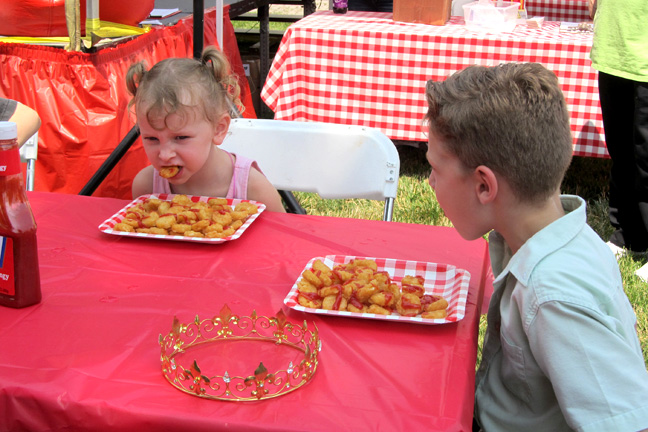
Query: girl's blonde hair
[{"left": 126, "top": 46, "right": 243, "bottom": 129}]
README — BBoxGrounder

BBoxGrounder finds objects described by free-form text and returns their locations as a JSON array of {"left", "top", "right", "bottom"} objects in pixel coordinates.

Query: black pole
[
  {"left": 79, "top": 127, "right": 140, "bottom": 196},
  {"left": 193, "top": 0, "right": 204, "bottom": 59}
]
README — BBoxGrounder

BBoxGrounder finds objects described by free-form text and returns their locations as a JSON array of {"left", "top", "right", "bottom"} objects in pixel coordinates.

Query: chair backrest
[
  {"left": 221, "top": 119, "right": 400, "bottom": 221},
  {"left": 19, "top": 131, "right": 38, "bottom": 191}
]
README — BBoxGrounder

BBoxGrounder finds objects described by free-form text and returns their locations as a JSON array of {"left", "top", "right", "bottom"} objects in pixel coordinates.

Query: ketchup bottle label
[
  {"left": 0, "top": 236, "right": 16, "bottom": 296},
  {"left": 0, "top": 147, "right": 21, "bottom": 176}
]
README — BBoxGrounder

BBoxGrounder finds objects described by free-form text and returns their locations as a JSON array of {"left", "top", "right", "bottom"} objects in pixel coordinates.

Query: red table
[
  {"left": 0, "top": 192, "right": 491, "bottom": 432},
  {"left": 525, "top": 0, "right": 591, "bottom": 22},
  {"left": 262, "top": 11, "right": 605, "bottom": 158}
]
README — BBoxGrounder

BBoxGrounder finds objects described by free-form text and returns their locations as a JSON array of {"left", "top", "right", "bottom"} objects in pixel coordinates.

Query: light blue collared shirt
[{"left": 475, "top": 195, "right": 648, "bottom": 431}]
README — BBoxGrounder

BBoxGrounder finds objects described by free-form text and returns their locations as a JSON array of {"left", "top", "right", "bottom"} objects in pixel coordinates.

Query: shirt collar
[{"left": 489, "top": 195, "right": 587, "bottom": 286}]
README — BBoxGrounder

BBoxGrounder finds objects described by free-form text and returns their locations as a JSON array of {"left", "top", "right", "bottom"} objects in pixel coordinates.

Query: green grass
[
  {"left": 231, "top": 19, "right": 295, "bottom": 33},
  {"left": 291, "top": 144, "right": 648, "bottom": 367}
]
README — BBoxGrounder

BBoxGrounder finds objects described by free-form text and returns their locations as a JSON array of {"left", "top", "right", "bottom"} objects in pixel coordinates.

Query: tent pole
[{"left": 193, "top": 0, "right": 204, "bottom": 58}]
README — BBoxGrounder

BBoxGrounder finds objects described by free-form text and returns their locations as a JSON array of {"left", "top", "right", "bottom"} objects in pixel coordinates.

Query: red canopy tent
[
  {"left": 0, "top": 0, "right": 155, "bottom": 37},
  {"left": 0, "top": 1, "right": 256, "bottom": 199}
]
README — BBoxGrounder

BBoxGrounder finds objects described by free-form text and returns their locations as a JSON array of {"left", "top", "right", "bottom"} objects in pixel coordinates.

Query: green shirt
[{"left": 590, "top": 0, "right": 648, "bottom": 81}]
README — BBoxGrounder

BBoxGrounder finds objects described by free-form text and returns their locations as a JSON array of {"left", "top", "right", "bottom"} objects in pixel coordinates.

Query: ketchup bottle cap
[{"left": 0, "top": 121, "right": 18, "bottom": 140}]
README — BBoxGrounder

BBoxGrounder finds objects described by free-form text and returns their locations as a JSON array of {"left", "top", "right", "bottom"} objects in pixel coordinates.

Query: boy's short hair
[{"left": 425, "top": 63, "right": 573, "bottom": 203}]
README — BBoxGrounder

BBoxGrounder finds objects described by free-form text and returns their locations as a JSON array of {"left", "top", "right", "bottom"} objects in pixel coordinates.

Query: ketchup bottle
[{"left": 0, "top": 121, "right": 41, "bottom": 308}]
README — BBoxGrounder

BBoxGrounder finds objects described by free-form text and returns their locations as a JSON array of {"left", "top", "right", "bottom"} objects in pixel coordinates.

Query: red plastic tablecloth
[
  {"left": 262, "top": 11, "right": 606, "bottom": 158},
  {"left": 0, "top": 7, "right": 256, "bottom": 198},
  {"left": 0, "top": 191, "right": 491, "bottom": 432}
]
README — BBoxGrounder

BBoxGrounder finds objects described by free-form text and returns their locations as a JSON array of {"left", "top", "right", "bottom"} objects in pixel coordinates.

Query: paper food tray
[
  {"left": 99, "top": 193, "right": 265, "bottom": 243},
  {"left": 284, "top": 255, "right": 470, "bottom": 325}
]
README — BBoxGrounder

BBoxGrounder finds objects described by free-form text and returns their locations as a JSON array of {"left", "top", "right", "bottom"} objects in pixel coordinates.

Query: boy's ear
[
  {"left": 212, "top": 114, "right": 231, "bottom": 145},
  {"left": 474, "top": 165, "right": 498, "bottom": 204}
]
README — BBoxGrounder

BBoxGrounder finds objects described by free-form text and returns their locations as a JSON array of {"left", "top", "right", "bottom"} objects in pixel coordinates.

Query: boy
[{"left": 424, "top": 63, "right": 648, "bottom": 431}]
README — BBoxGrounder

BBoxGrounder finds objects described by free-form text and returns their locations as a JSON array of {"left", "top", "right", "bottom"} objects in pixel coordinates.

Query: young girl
[{"left": 126, "top": 47, "right": 285, "bottom": 212}]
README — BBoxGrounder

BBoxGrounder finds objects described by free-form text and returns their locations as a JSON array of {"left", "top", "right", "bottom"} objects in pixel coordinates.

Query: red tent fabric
[
  {"left": 0, "top": 0, "right": 155, "bottom": 37},
  {"left": 0, "top": 7, "right": 257, "bottom": 198}
]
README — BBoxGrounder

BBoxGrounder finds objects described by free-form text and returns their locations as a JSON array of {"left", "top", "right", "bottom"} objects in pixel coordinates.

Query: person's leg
[
  {"left": 632, "top": 80, "right": 648, "bottom": 250},
  {"left": 599, "top": 72, "right": 648, "bottom": 252}
]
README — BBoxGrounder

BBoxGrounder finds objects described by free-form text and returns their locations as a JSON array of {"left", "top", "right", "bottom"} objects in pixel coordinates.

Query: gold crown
[{"left": 159, "top": 304, "right": 321, "bottom": 401}]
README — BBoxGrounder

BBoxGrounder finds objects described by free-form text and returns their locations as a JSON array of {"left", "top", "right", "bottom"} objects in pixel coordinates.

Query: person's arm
[
  {"left": 132, "top": 165, "right": 154, "bottom": 199},
  {"left": 247, "top": 168, "right": 286, "bottom": 212},
  {"left": 10, "top": 102, "right": 41, "bottom": 147},
  {"left": 530, "top": 300, "right": 648, "bottom": 431},
  {"left": 588, "top": 0, "right": 597, "bottom": 19}
]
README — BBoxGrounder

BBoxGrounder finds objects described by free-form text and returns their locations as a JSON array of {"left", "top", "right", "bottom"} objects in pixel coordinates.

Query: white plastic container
[{"left": 463, "top": 0, "right": 519, "bottom": 33}]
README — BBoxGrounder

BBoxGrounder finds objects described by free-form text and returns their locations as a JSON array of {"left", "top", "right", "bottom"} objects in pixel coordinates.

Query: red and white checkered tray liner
[
  {"left": 98, "top": 193, "right": 265, "bottom": 243},
  {"left": 284, "top": 255, "right": 470, "bottom": 325}
]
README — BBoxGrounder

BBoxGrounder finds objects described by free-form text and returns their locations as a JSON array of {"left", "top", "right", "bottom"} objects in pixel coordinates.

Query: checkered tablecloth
[
  {"left": 526, "top": 0, "right": 592, "bottom": 22},
  {"left": 262, "top": 11, "right": 606, "bottom": 158}
]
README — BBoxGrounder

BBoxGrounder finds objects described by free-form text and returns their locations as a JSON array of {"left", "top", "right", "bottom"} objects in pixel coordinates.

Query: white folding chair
[
  {"left": 20, "top": 132, "right": 38, "bottom": 191},
  {"left": 221, "top": 119, "right": 400, "bottom": 221}
]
